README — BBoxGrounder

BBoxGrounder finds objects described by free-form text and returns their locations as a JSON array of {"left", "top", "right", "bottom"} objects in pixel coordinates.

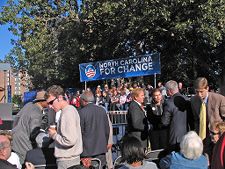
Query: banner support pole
[
  {"left": 85, "top": 81, "right": 87, "bottom": 90},
  {"left": 154, "top": 73, "right": 157, "bottom": 88}
]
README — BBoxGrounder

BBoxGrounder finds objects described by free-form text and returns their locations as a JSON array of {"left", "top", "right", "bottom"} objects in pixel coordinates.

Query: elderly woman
[
  {"left": 159, "top": 131, "right": 208, "bottom": 169},
  {"left": 119, "top": 136, "right": 158, "bottom": 169}
]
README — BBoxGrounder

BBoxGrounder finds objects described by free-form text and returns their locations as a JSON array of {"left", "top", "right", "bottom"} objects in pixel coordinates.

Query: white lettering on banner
[
  {"left": 99, "top": 55, "right": 154, "bottom": 75},
  {"left": 119, "top": 56, "right": 152, "bottom": 66},
  {"left": 99, "top": 61, "right": 119, "bottom": 68},
  {"left": 100, "top": 67, "right": 116, "bottom": 75},
  {"left": 117, "top": 63, "right": 153, "bottom": 74}
]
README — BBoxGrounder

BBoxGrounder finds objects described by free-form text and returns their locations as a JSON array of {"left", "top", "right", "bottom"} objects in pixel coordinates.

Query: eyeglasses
[
  {"left": 209, "top": 130, "right": 220, "bottom": 136},
  {"left": 47, "top": 97, "right": 57, "bottom": 105},
  {"left": 0, "top": 142, "right": 11, "bottom": 149}
]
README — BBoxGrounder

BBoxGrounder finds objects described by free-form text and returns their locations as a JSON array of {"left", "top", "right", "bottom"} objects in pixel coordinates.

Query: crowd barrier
[
  {"left": 108, "top": 111, "right": 127, "bottom": 125},
  {"left": 108, "top": 111, "right": 128, "bottom": 158}
]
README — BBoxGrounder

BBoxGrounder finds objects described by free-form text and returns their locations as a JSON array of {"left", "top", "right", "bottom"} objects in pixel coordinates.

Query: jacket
[{"left": 159, "top": 151, "right": 208, "bottom": 169}]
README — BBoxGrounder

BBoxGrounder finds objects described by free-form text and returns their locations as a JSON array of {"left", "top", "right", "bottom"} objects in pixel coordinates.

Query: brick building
[{"left": 0, "top": 68, "right": 31, "bottom": 103}]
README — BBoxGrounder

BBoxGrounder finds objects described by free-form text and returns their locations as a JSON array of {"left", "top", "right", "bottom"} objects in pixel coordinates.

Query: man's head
[
  {"left": 165, "top": 80, "right": 179, "bottom": 96},
  {"left": 151, "top": 88, "right": 162, "bottom": 104},
  {"left": 104, "top": 84, "right": 109, "bottom": 91},
  {"left": 132, "top": 82, "right": 138, "bottom": 89},
  {"left": 33, "top": 90, "right": 48, "bottom": 109},
  {"left": 194, "top": 77, "right": 209, "bottom": 100},
  {"left": 131, "top": 88, "right": 145, "bottom": 104},
  {"left": 80, "top": 90, "right": 95, "bottom": 107},
  {"left": 178, "top": 82, "right": 183, "bottom": 90},
  {"left": 0, "top": 130, "right": 12, "bottom": 160},
  {"left": 46, "top": 85, "right": 67, "bottom": 112},
  {"left": 158, "top": 82, "right": 163, "bottom": 88}
]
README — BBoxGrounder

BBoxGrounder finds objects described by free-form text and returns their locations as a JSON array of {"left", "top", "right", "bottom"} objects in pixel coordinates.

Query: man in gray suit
[
  {"left": 79, "top": 90, "right": 110, "bottom": 168},
  {"left": 161, "top": 80, "right": 190, "bottom": 152}
]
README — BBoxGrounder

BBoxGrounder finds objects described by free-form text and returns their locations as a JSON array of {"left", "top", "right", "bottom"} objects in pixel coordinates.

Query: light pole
[{"left": 0, "top": 63, "right": 11, "bottom": 103}]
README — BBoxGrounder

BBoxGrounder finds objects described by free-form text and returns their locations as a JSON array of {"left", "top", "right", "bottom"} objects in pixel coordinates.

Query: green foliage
[
  {"left": 12, "top": 94, "right": 22, "bottom": 106},
  {"left": 0, "top": 0, "right": 225, "bottom": 88}
]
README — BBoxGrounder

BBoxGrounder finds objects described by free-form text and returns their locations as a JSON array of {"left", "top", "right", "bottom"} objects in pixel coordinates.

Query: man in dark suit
[
  {"left": 147, "top": 88, "right": 169, "bottom": 150},
  {"left": 127, "top": 88, "right": 149, "bottom": 149},
  {"left": 79, "top": 90, "right": 110, "bottom": 168},
  {"left": 161, "top": 80, "right": 190, "bottom": 152}
]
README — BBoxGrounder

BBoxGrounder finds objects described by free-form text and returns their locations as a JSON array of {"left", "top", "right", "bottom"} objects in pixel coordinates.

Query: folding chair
[
  {"left": 90, "top": 158, "right": 102, "bottom": 169},
  {"left": 113, "top": 156, "right": 124, "bottom": 169},
  {"left": 33, "top": 164, "right": 57, "bottom": 169}
]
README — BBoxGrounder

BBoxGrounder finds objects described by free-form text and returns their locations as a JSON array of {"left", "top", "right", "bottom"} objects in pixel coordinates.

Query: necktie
[{"left": 199, "top": 102, "right": 206, "bottom": 140}]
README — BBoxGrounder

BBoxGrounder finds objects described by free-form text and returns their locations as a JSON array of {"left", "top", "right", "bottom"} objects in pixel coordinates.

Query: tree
[
  {"left": 12, "top": 94, "right": 22, "bottom": 107},
  {"left": 1, "top": 0, "right": 225, "bottom": 89},
  {"left": 1, "top": 0, "right": 81, "bottom": 88}
]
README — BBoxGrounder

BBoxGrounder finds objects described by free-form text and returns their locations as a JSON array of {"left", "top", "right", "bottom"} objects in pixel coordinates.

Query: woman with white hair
[{"left": 159, "top": 131, "right": 208, "bottom": 169}]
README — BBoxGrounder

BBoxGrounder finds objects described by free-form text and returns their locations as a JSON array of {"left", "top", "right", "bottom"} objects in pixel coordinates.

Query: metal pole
[
  {"left": 85, "top": 81, "right": 87, "bottom": 90},
  {"left": 154, "top": 73, "right": 157, "bottom": 88}
]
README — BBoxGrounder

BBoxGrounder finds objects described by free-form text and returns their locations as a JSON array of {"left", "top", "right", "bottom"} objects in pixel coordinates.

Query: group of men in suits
[{"left": 126, "top": 77, "right": 225, "bottom": 155}]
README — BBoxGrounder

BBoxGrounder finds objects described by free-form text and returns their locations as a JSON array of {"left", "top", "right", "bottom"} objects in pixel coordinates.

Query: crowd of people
[{"left": 0, "top": 77, "right": 225, "bottom": 169}]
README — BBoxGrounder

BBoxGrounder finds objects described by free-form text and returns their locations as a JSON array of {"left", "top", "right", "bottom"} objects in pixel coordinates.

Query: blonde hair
[
  {"left": 131, "top": 88, "right": 144, "bottom": 100},
  {"left": 0, "top": 130, "right": 12, "bottom": 143},
  {"left": 216, "top": 122, "right": 225, "bottom": 134},
  {"left": 194, "top": 77, "right": 208, "bottom": 89}
]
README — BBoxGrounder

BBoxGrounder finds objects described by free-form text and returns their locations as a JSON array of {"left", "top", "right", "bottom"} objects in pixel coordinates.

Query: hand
[
  {"left": 81, "top": 158, "right": 92, "bottom": 168},
  {"left": 25, "top": 162, "right": 35, "bottom": 169},
  {"left": 48, "top": 127, "right": 57, "bottom": 138},
  {"left": 107, "top": 144, "right": 113, "bottom": 150},
  {"left": 148, "top": 123, "right": 153, "bottom": 131},
  {"left": 158, "top": 123, "right": 163, "bottom": 129}
]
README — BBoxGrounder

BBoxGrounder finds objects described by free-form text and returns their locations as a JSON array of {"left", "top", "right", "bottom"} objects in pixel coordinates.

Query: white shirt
[{"left": 8, "top": 152, "right": 22, "bottom": 169}]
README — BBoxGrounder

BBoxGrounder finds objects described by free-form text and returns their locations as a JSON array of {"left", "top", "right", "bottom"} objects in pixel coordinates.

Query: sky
[{"left": 0, "top": 0, "right": 16, "bottom": 61}]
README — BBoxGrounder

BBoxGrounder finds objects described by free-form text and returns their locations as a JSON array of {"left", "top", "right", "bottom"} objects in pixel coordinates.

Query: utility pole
[{"left": 0, "top": 63, "right": 11, "bottom": 103}]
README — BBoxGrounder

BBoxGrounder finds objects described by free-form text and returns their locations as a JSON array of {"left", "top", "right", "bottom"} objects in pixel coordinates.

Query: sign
[
  {"left": 79, "top": 53, "right": 161, "bottom": 82},
  {"left": 7, "top": 85, "right": 11, "bottom": 103}
]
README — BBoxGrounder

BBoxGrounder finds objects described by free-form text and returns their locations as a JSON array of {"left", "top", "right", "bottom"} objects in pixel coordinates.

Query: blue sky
[
  {"left": 0, "top": 0, "right": 16, "bottom": 60},
  {"left": 0, "top": 24, "right": 16, "bottom": 60}
]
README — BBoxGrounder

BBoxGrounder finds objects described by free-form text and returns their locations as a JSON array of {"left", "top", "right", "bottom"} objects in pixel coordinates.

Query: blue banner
[
  {"left": 7, "top": 85, "right": 11, "bottom": 103},
  {"left": 79, "top": 53, "right": 161, "bottom": 82}
]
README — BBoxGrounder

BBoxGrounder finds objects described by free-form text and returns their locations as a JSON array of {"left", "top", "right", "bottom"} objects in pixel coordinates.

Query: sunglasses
[
  {"left": 48, "top": 97, "right": 57, "bottom": 105},
  {"left": 209, "top": 130, "right": 220, "bottom": 136}
]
